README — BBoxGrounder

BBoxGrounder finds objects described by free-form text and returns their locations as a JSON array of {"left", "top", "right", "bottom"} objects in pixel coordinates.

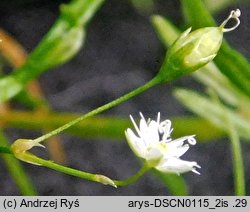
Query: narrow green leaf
[
  {"left": 203, "top": 0, "right": 236, "bottom": 14},
  {"left": 193, "top": 62, "right": 250, "bottom": 108},
  {"left": 181, "top": 0, "right": 215, "bottom": 28},
  {"left": 203, "top": 0, "right": 250, "bottom": 14},
  {"left": 214, "top": 45, "right": 250, "bottom": 96},
  {"left": 174, "top": 88, "right": 250, "bottom": 140},
  {"left": 151, "top": 15, "right": 180, "bottom": 47}
]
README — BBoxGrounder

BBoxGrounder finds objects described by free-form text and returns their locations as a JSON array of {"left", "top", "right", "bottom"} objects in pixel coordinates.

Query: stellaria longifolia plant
[{"left": 10, "top": 10, "right": 241, "bottom": 187}]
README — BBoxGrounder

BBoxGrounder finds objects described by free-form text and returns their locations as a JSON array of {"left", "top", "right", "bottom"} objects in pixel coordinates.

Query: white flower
[{"left": 125, "top": 112, "right": 201, "bottom": 175}]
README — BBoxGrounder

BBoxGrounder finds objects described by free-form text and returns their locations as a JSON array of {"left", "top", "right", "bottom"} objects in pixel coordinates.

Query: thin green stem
[
  {"left": 228, "top": 124, "right": 245, "bottom": 195},
  {"left": 114, "top": 163, "right": 150, "bottom": 186},
  {"left": 17, "top": 151, "right": 149, "bottom": 187},
  {"left": 20, "top": 152, "right": 116, "bottom": 187},
  {"left": 33, "top": 77, "right": 160, "bottom": 143}
]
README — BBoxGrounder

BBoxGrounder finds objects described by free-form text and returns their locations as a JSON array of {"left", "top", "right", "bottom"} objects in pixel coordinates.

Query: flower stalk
[
  {"left": 10, "top": 138, "right": 151, "bottom": 187},
  {"left": 11, "top": 140, "right": 117, "bottom": 187}
]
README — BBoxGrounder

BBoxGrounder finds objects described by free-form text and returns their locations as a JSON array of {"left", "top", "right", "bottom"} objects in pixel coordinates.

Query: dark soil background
[{"left": 0, "top": 0, "right": 250, "bottom": 195}]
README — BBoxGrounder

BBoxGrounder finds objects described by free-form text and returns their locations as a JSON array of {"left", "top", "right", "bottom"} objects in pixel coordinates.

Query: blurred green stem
[
  {"left": 204, "top": 0, "right": 250, "bottom": 14},
  {"left": 0, "top": 110, "right": 225, "bottom": 141},
  {"left": 228, "top": 121, "right": 246, "bottom": 195},
  {"left": 0, "top": 131, "right": 37, "bottom": 195},
  {"left": 203, "top": 0, "right": 235, "bottom": 14},
  {"left": 130, "top": 0, "right": 154, "bottom": 14}
]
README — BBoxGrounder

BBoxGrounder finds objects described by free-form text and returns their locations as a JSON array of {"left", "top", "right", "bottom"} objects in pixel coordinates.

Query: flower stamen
[
  {"left": 220, "top": 9, "right": 241, "bottom": 32},
  {"left": 187, "top": 136, "right": 196, "bottom": 145}
]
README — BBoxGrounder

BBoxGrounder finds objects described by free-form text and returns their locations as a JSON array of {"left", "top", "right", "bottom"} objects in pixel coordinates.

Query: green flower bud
[
  {"left": 157, "top": 9, "right": 241, "bottom": 82},
  {"left": 11, "top": 139, "right": 45, "bottom": 165}
]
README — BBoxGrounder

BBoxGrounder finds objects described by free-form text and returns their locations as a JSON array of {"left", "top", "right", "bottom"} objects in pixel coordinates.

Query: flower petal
[
  {"left": 125, "top": 129, "right": 146, "bottom": 158},
  {"left": 167, "top": 135, "right": 196, "bottom": 149},
  {"left": 156, "top": 157, "right": 201, "bottom": 175},
  {"left": 163, "top": 144, "right": 190, "bottom": 158},
  {"left": 147, "top": 120, "right": 160, "bottom": 144}
]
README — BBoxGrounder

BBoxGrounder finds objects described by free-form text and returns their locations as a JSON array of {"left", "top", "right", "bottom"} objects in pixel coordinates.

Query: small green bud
[
  {"left": 11, "top": 139, "right": 45, "bottom": 165},
  {"left": 157, "top": 9, "right": 241, "bottom": 82},
  {"left": 11, "top": 139, "right": 45, "bottom": 154}
]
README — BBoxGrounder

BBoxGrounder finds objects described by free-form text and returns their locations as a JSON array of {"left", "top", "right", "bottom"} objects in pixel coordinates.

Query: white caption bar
[{"left": 0, "top": 196, "right": 249, "bottom": 212}]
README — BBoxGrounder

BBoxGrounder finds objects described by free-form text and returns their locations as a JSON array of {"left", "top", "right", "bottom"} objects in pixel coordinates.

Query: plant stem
[
  {"left": 33, "top": 77, "right": 160, "bottom": 143},
  {"left": 17, "top": 151, "right": 150, "bottom": 187},
  {"left": 114, "top": 163, "right": 150, "bottom": 186},
  {"left": 20, "top": 152, "right": 116, "bottom": 187},
  {"left": 228, "top": 124, "right": 245, "bottom": 195}
]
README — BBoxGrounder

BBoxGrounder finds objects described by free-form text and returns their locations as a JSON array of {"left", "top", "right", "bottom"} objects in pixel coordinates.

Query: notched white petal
[
  {"left": 164, "top": 144, "right": 190, "bottom": 158},
  {"left": 156, "top": 157, "right": 201, "bottom": 175},
  {"left": 169, "top": 135, "right": 196, "bottom": 147}
]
